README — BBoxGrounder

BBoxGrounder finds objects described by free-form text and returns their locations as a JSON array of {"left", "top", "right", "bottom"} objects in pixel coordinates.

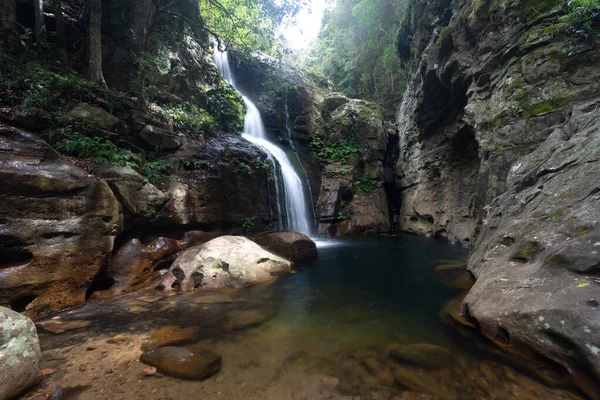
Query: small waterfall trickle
[
  {"left": 283, "top": 90, "right": 317, "bottom": 226},
  {"left": 213, "top": 44, "right": 313, "bottom": 236}
]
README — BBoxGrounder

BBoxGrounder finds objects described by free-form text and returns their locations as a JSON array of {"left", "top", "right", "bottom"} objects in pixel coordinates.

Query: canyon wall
[{"left": 394, "top": 0, "right": 600, "bottom": 393}]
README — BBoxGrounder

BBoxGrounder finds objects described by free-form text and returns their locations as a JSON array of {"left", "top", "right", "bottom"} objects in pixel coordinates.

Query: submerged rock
[
  {"left": 393, "top": 366, "right": 456, "bottom": 399},
  {"left": 140, "top": 346, "right": 221, "bottom": 380},
  {"left": 434, "top": 263, "right": 474, "bottom": 291},
  {"left": 35, "top": 320, "right": 92, "bottom": 334},
  {"left": 157, "top": 236, "right": 292, "bottom": 291},
  {"left": 225, "top": 309, "right": 269, "bottom": 330},
  {"left": 253, "top": 230, "right": 317, "bottom": 261},
  {"left": 389, "top": 343, "right": 453, "bottom": 368},
  {"left": 0, "top": 126, "right": 122, "bottom": 319},
  {"left": 0, "top": 306, "right": 42, "bottom": 399}
]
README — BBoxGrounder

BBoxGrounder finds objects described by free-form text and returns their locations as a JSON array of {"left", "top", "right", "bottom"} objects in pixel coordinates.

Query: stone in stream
[
  {"left": 140, "top": 346, "right": 221, "bottom": 380},
  {"left": 157, "top": 236, "right": 293, "bottom": 291},
  {"left": 35, "top": 320, "right": 92, "bottom": 334},
  {"left": 253, "top": 230, "right": 318, "bottom": 261},
  {"left": 144, "top": 325, "right": 203, "bottom": 350},
  {"left": 225, "top": 309, "right": 269, "bottom": 330},
  {"left": 0, "top": 307, "right": 42, "bottom": 399},
  {"left": 393, "top": 367, "right": 456, "bottom": 400},
  {"left": 192, "top": 293, "right": 234, "bottom": 304},
  {"left": 389, "top": 343, "right": 453, "bottom": 368},
  {"left": 47, "top": 385, "right": 92, "bottom": 400}
]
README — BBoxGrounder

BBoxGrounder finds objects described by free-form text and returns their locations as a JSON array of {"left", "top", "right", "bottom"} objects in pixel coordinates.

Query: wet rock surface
[
  {"left": 140, "top": 346, "right": 221, "bottom": 380},
  {"left": 157, "top": 236, "right": 293, "bottom": 291},
  {"left": 315, "top": 95, "right": 391, "bottom": 237},
  {"left": 0, "top": 306, "right": 42, "bottom": 399},
  {"left": 392, "top": 0, "right": 600, "bottom": 393},
  {"left": 253, "top": 230, "right": 318, "bottom": 261},
  {"left": 0, "top": 126, "right": 122, "bottom": 319},
  {"left": 389, "top": 343, "right": 454, "bottom": 368}
]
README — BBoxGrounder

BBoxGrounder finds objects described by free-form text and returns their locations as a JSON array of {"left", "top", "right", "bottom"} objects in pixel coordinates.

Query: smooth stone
[
  {"left": 149, "top": 325, "right": 202, "bottom": 348},
  {"left": 140, "top": 346, "right": 221, "bottom": 380},
  {"left": 191, "top": 294, "right": 234, "bottom": 304},
  {"left": 253, "top": 230, "right": 318, "bottom": 262},
  {"left": 36, "top": 320, "right": 92, "bottom": 334},
  {"left": 393, "top": 367, "right": 456, "bottom": 399},
  {"left": 225, "top": 309, "right": 269, "bottom": 330},
  {"left": 389, "top": 343, "right": 453, "bottom": 368},
  {"left": 0, "top": 307, "right": 42, "bottom": 399}
]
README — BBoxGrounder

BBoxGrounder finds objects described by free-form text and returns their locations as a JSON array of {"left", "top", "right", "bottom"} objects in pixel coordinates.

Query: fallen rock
[
  {"left": 0, "top": 306, "right": 42, "bottom": 399},
  {"left": 157, "top": 236, "right": 292, "bottom": 291},
  {"left": 389, "top": 343, "right": 453, "bottom": 368},
  {"left": 0, "top": 126, "right": 122, "bottom": 319},
  {"left": 140, "top": 346, "right": 221, "bottom": 380},
  {"left": 70, "top": 103, "right": 129, "bottom": 134},
  {"left": 35, "top": 320, "right": 92, "bottom": 334},
  {"left": 139, "top": 125, "right": 180, "bottom": 150},
  {"left": 253, "top": 230, "right": 318, "bottom": 262},
  {"left": 94, "top": 166, "right": 168, "bottom": 225}
]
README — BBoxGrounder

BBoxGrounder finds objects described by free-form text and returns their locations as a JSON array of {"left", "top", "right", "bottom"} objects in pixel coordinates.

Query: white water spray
[{"left": 213, "top": 44, "right": 313, "bottom": 236}]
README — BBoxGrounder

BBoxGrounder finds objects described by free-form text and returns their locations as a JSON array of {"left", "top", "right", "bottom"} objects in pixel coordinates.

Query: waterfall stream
[{"left": 213, "top": 45, "right": 313, "bottom": 236}]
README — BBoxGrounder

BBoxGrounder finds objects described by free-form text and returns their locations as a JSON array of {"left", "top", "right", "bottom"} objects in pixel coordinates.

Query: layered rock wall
[{"left": 394, "top": 0, "right": 600, "bottom": 393}]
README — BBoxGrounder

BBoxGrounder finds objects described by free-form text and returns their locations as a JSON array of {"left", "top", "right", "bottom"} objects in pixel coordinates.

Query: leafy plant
[
  {"left": 353, "top": 176, "right": 377, "bottom": 192},
  {"left": 55, "top": 135, "right": 141, "bottom": 168},
  {"left": 310, "top": 137, "right": 360, "bottom": 164},
  {"left": 238, "top": 161, "right": 253, "bottom": 176},
  {"left": 243, "top": 216, "right": 257, "bottom": 233},
  {"left": 164, "top": 103, "right": 217, "bottom": 138},
  {"left": 559, "top": 0, "right": 600, "bottom": 43},
  {"left": 143, "top": 157, "right": 172, "bottom": 184}
]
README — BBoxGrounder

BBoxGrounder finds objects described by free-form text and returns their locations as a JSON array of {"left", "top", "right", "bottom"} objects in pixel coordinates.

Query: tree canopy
[
  {"left": 205, "top": 0, "right": 308, "bottom": 54},
  {"left": 294, "top": 0, "right": 408, "bottom": 117}
]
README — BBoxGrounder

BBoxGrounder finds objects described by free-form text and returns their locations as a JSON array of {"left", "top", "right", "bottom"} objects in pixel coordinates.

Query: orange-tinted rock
[
  {"left": 149, "top": 325, "right": 202, "bottom": 348},
  {"left": 35, "top": 320, "right": 92, "bottom": 334},
  {"left": 434, "top": 263, "right": 474, "bottom": 291},
  {"left": 0, "top": 126, "right": 122, "bottom": 319},
  {"left": 140, "top": 346, "right": 221, "bottom": 380}
]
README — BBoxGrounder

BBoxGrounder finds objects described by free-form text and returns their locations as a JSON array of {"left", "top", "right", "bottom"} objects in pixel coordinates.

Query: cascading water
[{"left": 213, "top": 44, "right": 313, "bottom": 236}]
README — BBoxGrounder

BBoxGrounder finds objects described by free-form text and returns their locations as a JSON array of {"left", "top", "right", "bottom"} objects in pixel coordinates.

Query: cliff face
[{"left": 394, "top": 0, "right": 600, "bottom": 393}]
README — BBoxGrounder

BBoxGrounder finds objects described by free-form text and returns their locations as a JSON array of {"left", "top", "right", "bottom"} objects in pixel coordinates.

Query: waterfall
[
  {"left": 283, "top": 90, "right": 317, "bottom": 227},
  {"left": 213, "top": 44, "right": 313, "bottom": 236}
]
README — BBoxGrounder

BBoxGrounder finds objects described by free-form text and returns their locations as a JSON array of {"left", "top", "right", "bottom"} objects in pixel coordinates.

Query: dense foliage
[
  {"left": 560, "top": 0, "right": 600, "bottom": 43},
  {"left": 205, "top": 0, "right": 307, "bottom": 54},
  {"left": 295, "top": 0, "right": 407, "bottom": 117}
]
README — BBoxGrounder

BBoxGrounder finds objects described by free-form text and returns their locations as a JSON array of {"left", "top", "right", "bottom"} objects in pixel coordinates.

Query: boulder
[
  {"left": 152, "top": 134, "right": 277, "bottom": 231},
  {"left": 140, "top": 346, "right": 221, "bottom": 380},
  {"left": 139, "top": 125, "right": 181, "bottom": 150},
  {"left": 0, "top": 306, "right": 42, "bottom": 399},
  {"left": 253, "top": 230, "right": 317, "bottom": 261},
  {"left": 156, "top": 236, "right": 292, "bottom": 291},
  {"left": 0, "top": 126, "right": 122, "bottom": 319},
  {"left": 70, "top": 103, "right": 129, "bottom": 134},
  {"left": 94, "top": 232, "right": 216, "bottom": 298},
  {"left": 143, "top": 325, "right": 203, "bottom": 351},
  {"left": 94, "top": 166, "right": 168, "bottom": 225}
]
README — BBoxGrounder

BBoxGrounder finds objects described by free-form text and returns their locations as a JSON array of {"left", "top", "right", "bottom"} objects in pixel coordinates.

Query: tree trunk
[
  {"left": 87, "top": 0, "right": 106, "bottom": 87},
  {"left": 34, "top": 0, "right": 47, "bottom": 51},
  {"left": 54, "top": 0, "right": 67, "bottom": 62},
  {"left": 0, "top": 0, "right": 19, "bottom": 50}
]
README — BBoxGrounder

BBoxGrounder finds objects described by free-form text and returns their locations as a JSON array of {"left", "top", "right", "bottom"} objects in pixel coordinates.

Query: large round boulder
[
  {"left": 156, "top": 236, "right": 293, "bottom": 291},
  {"left": 0, "top": 306, "right": 42, "bottom": 399},
  {"left": 253, "top": 230, "right": 317, "bottom": 262}
]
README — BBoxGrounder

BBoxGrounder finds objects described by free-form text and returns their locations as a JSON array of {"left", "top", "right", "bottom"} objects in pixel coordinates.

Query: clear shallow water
[{"left": 25, "top": 236, "right": 584, "bottom": 400}]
